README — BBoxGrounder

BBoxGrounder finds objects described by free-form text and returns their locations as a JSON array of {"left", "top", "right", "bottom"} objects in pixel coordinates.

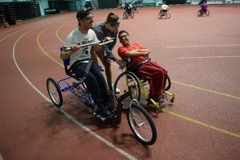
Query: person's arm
[
  {"left": 60, "top": 45, "right": 79, "bottom": 60},
  {"left": 124, "top": 48, "right": 150, "bottom": 57}
]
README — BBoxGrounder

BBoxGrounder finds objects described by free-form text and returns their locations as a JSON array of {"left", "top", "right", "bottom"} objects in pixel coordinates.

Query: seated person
[
  {"left": 124, "top": 3, "right": 133, "bottom": 15},
  {"left": 60, "top": 9, "right": 111, "bottom": 118},
  {"left": 117, "top": 30, "right": 168, "bottom": 104},
  {"left": 200, "top": 1, "right": 208, "bottom": 12},
  {"left": 161, "top": 1, "right": 169, "bottom": 13}
]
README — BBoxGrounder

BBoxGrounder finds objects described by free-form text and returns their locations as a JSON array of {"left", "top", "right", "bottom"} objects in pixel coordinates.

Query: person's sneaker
[{"left": 112, "top": 84, "right": 120, "bottom": 94}]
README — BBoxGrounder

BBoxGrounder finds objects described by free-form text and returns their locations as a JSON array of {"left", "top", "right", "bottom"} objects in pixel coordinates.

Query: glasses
[
  {"left": 83, "top": 16, "right": 94, "bottom": 20},
  {"left": 119, "top": 34, "right": 128, "bottom": 40}
]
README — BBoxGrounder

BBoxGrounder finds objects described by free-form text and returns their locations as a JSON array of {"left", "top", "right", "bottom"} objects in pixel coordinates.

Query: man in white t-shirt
[
  {"left": 60, "top": 9, "right": 111, "bottom": 118},
  {"left": 161, "top": 1, "right": 169, "bottom": 13}
]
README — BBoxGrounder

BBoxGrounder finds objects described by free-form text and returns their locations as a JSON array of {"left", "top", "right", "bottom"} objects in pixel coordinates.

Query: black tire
[
  {"left": 164, "top": 74, "right": 171, "bottom": 91},
  {"left": 166, "top": 12, "right": 171, "bottom": 19},
  {"left": 206, "top": 10, "right": 210, "bottom": 16},
  {"left": 131, "top": 12, "right": 134, "bottom": 18},
  {"left": 197, "top": 10, "right": 202, "bottom": 17},
  {"left": 123, "top": 12, "right": 127, "bottom": 19},
  {"left": 113, "top": 71, "right": 141, "bottom": 109},
  {"left": 127, "top": 101, "right": 157, "bottom": 145},
  {"left": 158, "top": 11, "right": 162, "bottom": 19},
  {"left": 46, "top": 78, "right": 63, "bottom": 108}
]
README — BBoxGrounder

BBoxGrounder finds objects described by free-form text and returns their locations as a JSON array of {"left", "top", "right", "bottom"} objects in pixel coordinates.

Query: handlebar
[{"left": 64, "top": 38, "right": 114, "bottom": 51}]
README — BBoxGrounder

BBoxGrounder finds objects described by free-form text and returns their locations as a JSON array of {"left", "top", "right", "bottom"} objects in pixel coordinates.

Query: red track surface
[{"left": 0, "top": 5, "right": 240, "bottom": 160}]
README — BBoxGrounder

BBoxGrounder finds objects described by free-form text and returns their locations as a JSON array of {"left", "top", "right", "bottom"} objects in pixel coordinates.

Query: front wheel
[
  {"left": 46, "top": 78, "right": 63, "bottom": 108},
  {"left": 158, "top": 11, "right": 162, "bottom": 19},
  {"left": 127, "top": 100, "right": 157, "bottom": 145}
]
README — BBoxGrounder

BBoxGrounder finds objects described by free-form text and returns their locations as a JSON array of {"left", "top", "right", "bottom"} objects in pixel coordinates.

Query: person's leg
[{"left": 138, "top": 62, "right": 167, "bottom": 101}]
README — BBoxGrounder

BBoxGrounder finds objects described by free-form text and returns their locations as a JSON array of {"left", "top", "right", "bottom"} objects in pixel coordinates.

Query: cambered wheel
[
  {"left": 164, "top": 74, "right": 171, "bottom": 91},
  {"left": 46, "top": 78, "right": 63, "bottom": 108}
]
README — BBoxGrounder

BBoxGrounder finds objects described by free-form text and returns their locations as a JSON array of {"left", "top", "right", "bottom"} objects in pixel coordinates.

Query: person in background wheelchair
[
  {"left": 200, "top": 0, "right": 208, "bottom": 13},
  {"left": 60, "top": 9, "right": 111, "bottom": 118},
  {"left": 117, "top": 30, "right": 168, "bottom": 104},
  {"left": 124, "top": 2, "right": 133, "bottom": 15},
  {"left": 160, "top": 1, "right": 169, "bottom": 14}
]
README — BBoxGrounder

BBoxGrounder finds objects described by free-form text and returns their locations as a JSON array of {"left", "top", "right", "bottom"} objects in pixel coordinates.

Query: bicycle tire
[
  {"left": 46, "top": 78, "right": 63, "bottom": 108},
  {"left": 127, "top": 101, "right": 157, "bottom": 145},
  {"left": 113, "top": 71, "right": 141, "bottom": 109}
]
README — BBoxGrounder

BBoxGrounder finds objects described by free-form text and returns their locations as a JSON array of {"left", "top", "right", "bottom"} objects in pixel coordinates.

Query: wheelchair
[
  {"left": 123, "top": 9, "right": 134, "bottom": 19},
  {"left": 197, "top": 9, "right": 210, "bottom": 17},
  {"left": 113, "top": 59, "right": 175, "bottom": 114},
  {"left": 158, "top": 10, "right": 171, "bottom": 19},
  {"left": 46, "top": 39, "right": 158, "bottom": 145}
]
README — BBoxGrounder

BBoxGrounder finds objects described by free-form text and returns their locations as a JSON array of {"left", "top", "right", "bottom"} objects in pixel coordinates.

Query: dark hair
[
  {"left": 76, "top": 9, "right": 91, "bottom": 26},
  {"left": 105, "top": 12, "right": 120, "bottom": 26},
  {"left": 118, "top": 30, "right": 129, "bottom": 38}
]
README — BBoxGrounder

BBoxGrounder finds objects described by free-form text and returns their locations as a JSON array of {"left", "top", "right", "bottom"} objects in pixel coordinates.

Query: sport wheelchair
[
  {"left": 46, "top": 39, "right": 157, "bottom": 145},
  {"left": 113, "top": 58, "right": 175, "bottom": 115},
  {"left": 158, "top": 10, "right": 171, "bottom": 19},
  {"left": 123, "top": 9, "right": 134, "bottom": 19},
  {"left": 197, "top": 9, "right": 210, "bottom": 17}
]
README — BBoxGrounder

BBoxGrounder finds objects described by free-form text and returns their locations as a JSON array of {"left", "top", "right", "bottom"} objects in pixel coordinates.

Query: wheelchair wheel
[
  {"left": 46, "top": 78, "right": 63, "bottom": 108},
  {"left": 164, "top": 74, "right": 171, "bottom": 91},
  {"left": 113, "top": 71, "right": 141, "bottom": 109},
  {"left": 206, "top": 10, "right": 210, "bottom": 16},
  {"left": 158, "top": 11, "right": 163, "bottom": 19},
  {"left": 131, "top": 12, "right": 134, "bottom": 19},
  {"left": 127, "top": 100, "right": 157, "bottom": 145},
  {"left": 197, "top": 10, "right": 202, "bottom": 17},
  {"left": 123, "top": 12, "right": 128, "bottom": 19},
  {"left": 166, "top": 12, "right": 171, "bottom": 19}
]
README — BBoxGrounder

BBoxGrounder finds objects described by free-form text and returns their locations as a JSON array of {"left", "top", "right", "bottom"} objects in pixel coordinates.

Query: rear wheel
[
  {"left": 127, "top": 100, "right": 157, "bottom": 145},
  {"left": 164, "top": 74, "right": 171, "bottom": 91},
  {"left": 197, "top": 10, "right": 202, "bottom": 17},
  {"left": 123, "top": 12, "right": 128, "bottom": 19},
  {"left": 158, "top": 11, "right": 163, "bottom": 19},
  {"left": 206, "top": 10, "right": 210, "bottom": 16},
  {"left": 46, "top": 78, "right": 63, "bottom": 107},
  {"left": 166, "top": 12, "right": 171, "bottom": 19}
]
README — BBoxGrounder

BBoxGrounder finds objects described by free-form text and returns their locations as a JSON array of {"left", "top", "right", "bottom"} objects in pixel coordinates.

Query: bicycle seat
[{"left": 60, "top": 46, "right": 78, "bottom": 79}]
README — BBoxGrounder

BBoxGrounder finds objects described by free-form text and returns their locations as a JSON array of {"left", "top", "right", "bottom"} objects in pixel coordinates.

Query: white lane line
[
  {"left": 177, "top": 55, "right": 240, "bottom": 60},
  {"left": 11, "top": 24, "right": 137, "bottom": 160},
  {"left": 167, "top": 44, "right": 240, "bottom": 49}
]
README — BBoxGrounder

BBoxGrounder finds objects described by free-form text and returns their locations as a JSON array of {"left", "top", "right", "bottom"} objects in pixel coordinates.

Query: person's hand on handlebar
[{"left": 70, "top": 44, "right": 80, "bottom": 52}]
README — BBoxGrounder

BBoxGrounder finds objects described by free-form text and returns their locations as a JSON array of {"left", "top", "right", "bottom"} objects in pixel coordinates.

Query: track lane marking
[{"left": 167, "top": 44, "right": 240, "bottom": 49}]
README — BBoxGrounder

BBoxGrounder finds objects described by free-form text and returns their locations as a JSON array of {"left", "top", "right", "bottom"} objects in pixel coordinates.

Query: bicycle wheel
[
  {"left": 127, "top": 100, "right": 157, "bottom": 145},
  {"left": 113, "top": 71, "right": 141, "bottom": 109},
  {"left": 46, "top": 78, "right": 63, "bottom": 108},
  {"left": 164, "top": 74, "right": 171, "bottom": 91}
]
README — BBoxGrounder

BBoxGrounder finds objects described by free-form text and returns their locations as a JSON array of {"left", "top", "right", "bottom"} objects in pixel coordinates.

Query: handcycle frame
[
  {"left": 114, "top": 59, "right": 175, "bottom": 114},
  {"left": 46, "top": 39, "right": 157, "bottom": 145}
]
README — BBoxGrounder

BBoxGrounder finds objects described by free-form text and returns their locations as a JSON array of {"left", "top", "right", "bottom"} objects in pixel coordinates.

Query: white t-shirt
[
  {"left": 161, "top": 4, "right": 169, "bottom": 10},
  {"left": 66, "top": 28, "right": 99, "bottom": 65}
]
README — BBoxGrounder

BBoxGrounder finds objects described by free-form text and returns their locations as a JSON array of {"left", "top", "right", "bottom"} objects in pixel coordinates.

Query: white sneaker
[{"left": 112, "top": 84, "right": 120, "bottom": 94}]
